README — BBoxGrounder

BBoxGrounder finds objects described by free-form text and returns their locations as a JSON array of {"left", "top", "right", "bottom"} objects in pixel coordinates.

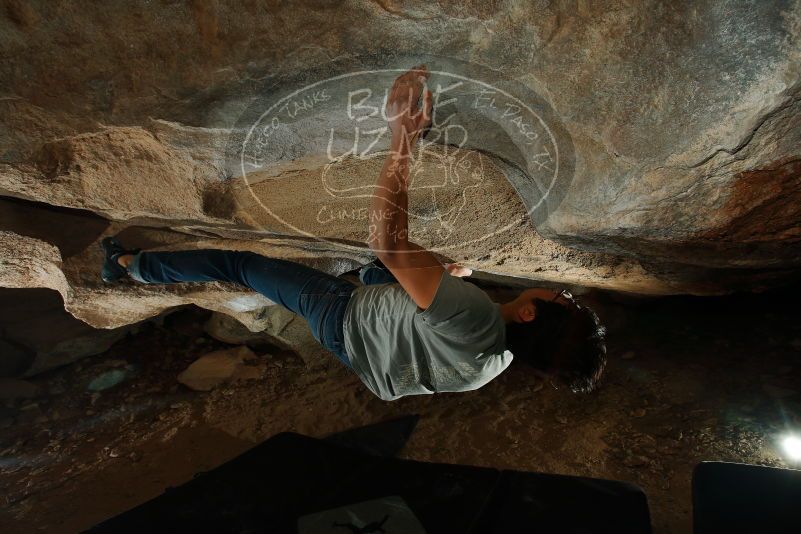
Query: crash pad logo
[
  {"left": 236, "top": 58, "right": 574, "bottom": 253},
  {"left": 297, "top": 495, "right": 426, "bottom": 533}
]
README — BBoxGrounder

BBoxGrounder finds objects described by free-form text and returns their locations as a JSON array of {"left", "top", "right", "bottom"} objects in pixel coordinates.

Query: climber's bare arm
[{"left": 368, "top": 65, "right": 445, "bottom": 310}]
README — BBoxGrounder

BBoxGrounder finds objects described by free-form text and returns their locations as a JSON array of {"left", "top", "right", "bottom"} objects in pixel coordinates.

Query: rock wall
[{"left": 1, "top": 0, "right": 801, "bottom": 358}]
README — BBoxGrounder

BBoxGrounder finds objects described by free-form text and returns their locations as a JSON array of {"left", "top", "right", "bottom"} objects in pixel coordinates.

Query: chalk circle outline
[{"left": 239, "top": 68, "right": 560, "bottom": 254}]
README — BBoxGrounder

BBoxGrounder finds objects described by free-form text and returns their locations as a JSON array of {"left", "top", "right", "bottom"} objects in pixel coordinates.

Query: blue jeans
[{"left": 127, "top": 250, "right": 397, "bottom": 368}]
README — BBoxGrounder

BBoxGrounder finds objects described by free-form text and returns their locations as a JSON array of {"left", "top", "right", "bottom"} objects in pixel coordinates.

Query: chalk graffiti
[{"left": 232, "top": 57, "right": 574, "bottom": 252}]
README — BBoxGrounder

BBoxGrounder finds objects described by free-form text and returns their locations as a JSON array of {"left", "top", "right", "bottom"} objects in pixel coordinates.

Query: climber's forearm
[
  {"left": 368, "top": 136, "right": 412, "bottom": 255},
  {"left": 367, "top": 134, "right": 443, "bottom": 309}
]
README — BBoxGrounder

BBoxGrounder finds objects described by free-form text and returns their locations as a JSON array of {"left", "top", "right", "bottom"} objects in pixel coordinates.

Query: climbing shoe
[{"left": 100, "top": 237, "right": 139, "bottom": 283}]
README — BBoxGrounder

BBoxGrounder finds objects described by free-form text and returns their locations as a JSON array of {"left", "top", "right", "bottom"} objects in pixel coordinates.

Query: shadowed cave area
[{"left": 2, "top": 1, "right": 801, "bottom": 533}]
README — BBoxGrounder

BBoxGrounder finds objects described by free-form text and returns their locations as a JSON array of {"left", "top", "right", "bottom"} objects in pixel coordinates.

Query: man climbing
[{"left": 101, "top": 65, "right": 606, "bottom": 401}]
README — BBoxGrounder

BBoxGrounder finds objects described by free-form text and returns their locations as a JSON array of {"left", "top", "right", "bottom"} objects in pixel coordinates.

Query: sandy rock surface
[{"left": 1, "top": 1, "right": 800, "bottom": 374}]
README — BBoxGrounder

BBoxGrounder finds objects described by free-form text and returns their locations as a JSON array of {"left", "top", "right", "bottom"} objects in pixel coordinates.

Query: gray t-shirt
[{"left": 342, "top": 270, "right": 513, "bottom": 401}]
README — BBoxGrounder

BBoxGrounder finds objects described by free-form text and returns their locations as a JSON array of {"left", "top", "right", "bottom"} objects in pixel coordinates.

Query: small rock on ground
[{"left": 177, "top": 346, "right": 260, "bottom": 392}]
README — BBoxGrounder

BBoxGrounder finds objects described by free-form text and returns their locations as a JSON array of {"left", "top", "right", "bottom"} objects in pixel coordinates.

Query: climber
[{"left": 100, "top": 65, "right": 606, "bottom": 401}]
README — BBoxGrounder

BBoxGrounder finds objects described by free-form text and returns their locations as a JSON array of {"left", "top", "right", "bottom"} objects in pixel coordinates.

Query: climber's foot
[{"left": 100, "top": 237, "right": 139, "bottom": 283}]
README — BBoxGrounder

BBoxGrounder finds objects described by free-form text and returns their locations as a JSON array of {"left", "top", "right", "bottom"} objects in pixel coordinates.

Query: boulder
[
  {"left": 177, "top": 346, "right": 262, "bottom": 392},
  {"left": 1, "top": 1, "right": 799, "bottom": 296},
  {"left": 87, "top": 367, "right": 134, "bottom": 392},
  {"left": 205, "top": 307, "right": 321, "bottom": 366},
  {"left": 0, "top": 1, "right": 800, "bottom": 373}
]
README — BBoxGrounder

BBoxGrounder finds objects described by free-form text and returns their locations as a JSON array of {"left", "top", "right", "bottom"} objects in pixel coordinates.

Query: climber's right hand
[{"left": 385, "top": 64, "right": 433, "bottom": 149}]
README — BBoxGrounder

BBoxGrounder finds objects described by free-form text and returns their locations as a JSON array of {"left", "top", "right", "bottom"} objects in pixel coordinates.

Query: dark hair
[{"left": 505, "top": 295, "right": 606, "bottom": 393}]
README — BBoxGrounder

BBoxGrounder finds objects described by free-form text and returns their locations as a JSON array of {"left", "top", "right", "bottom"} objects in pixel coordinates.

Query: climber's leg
[{"left": 127, "top": 249, "right": 355, "bottom": 367}]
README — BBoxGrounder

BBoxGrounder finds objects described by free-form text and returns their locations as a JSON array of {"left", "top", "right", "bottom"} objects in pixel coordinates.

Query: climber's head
[{"left": 502, "top": 288, "right": 606, "bottom": 393}]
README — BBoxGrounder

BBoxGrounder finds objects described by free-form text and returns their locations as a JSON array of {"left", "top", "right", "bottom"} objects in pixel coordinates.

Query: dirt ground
[{"left": 1, "top": 281, "right": 800, "bottom": 533}]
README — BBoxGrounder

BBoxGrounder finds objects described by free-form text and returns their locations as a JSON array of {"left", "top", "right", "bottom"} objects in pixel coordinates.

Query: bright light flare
[{"left": 781, "top": 435, "right": 801, "bottom": 462}]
